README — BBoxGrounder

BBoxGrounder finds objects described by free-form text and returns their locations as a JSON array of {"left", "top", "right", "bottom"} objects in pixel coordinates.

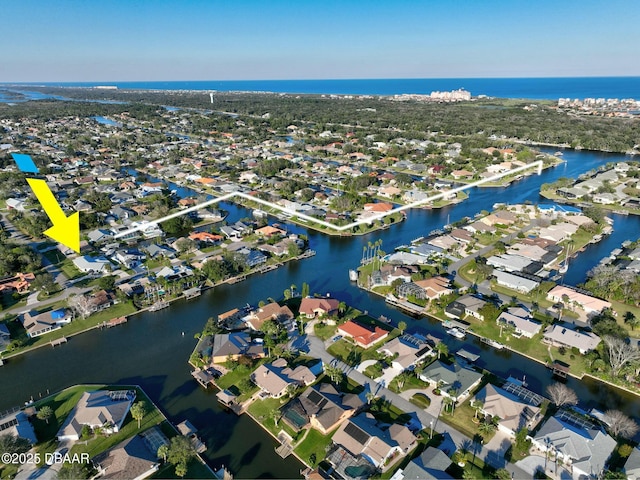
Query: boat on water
[
  {"left": 446, "top": 327, "right": 466, "bottom": 339},
  {"left": 349, "top": 270, "right": 358, "bottom": 282},
  {"left": 149, "top": 301, "right": 169, "bottom": 312}
]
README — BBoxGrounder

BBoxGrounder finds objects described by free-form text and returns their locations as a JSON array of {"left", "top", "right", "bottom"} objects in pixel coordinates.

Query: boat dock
[
  {"left": 480, "top": 337, "right": 505, "bottom": 350},
  {"left": 184, "top": 287, "right": 202, "bottom": 299},
  {"left": 107, "top": 316, "right": 128, "bottom": 327},
  {"left": 191, "top": 368, "right": 217, "bottom": 388},
  {"left": 456, "top": 348, "right": 480, "bottom": 362},
  {"left": 176, "top": 420, "right": 207, "bottom": 453},
  {"left": 385, "top": 295, "right": 424, "bottom": 315},
  {"left": 50, "top": 337, "right": 67, "bottom": 347},
  {"left": 149, "top": 301, "right": 169, "bottom": 312}
]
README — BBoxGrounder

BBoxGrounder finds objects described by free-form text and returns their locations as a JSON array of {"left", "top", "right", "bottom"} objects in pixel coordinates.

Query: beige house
[
  {"left": 474, "top": 384, "right": 541, "bottom": 436},
  {"left": 251, "top": 358, "right": 316, "bottom": 398}
]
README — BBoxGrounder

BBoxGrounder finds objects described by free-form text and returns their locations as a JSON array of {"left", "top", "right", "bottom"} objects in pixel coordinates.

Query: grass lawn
[
  {"left": 215, "top": 361, "right": 262, "bottom": 401},
  {"left": 246, "top": 397, "right": 299, "bottom": 440},
  {"left": 409, "top": 393, "right": 431, "bottom": 409},
  {"left": 389, "top": 374, "right": 429, "bottom": 393},
  {"left": 58, "top": 259, "right": 85, "bottom": 280},
  {"left": 364, "top": 363, "right": 384, "bottom": 379},
  {"left": 42, "top": 249, "right": 66, "bottom": 265},
  {"left": 437, "top": 399, "right": 497, "bottom": 445},
  {"left": 369, "top": 398, "right": 411, "bottom": 425},
  {"left": 610, "top": 299, "right": 640, "bottom": 338},
  {"left": 293, "top": 429, "right": 334, "bottom": 467},
  {"left": 314, "top": 322, "right": 337, "bottom": 341},
  {"left": 152, "top": 459, "right": 215, "bottom": 479}
]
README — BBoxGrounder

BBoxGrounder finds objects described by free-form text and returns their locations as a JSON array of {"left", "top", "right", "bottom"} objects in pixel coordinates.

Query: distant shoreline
[{"left": 3, "top": 76, "right": 640, "bottom": 100}]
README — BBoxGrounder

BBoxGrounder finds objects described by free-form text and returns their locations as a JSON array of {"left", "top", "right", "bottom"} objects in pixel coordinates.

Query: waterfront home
[
  {"left": 245, "top": 302, "right": 295, "bottom": 331},
  {"left": 155, "top": 265, "right": 194, "bottom": 281},
  {"left": 57, "top": 389, "right": 136, "bottom": 441},
  {"left": 299, "top": 297, "right": 339, "bottom": 318},
  {"left": 92, "top": 429, "right": 165, "bottom": 480},
  {"left": 537, "top": 222, "right": 579, "bottom": 243},
  {"left": 251, "top": 358, "right": 316, "bottom": 398},
  {"left": 377, "top": 334, "right": 432, "bottom": 371},
  {"left": 21, "top": 309, "right": 72, "bottom": 338},
  {"left": 396, "top": 281, "right": 427, "bottom": 301},
  {"left": 413, "top": 276, "right": 454, "bottom": 300},
  {"left": 445, "top": 294, "right": 487, "bottom": 321},
  {"left": 338, "top": 320, "right": 390, "bottom": 348},
  {"left": 210, "top": 332, "right": 265, "bottom": 364},
  {"left": 255, "top": 225, "right": 286, "bottom": 237},
  {"left": 532, "top": 413, "right": 616, "bottom": 479},
  {"left": 418, "top": 360, "right": 483, "bottom": 402},
  {"left": 282, "top": 383, "right": 363, "bottom": 434},
  {"left": 497, "top": 308, "right": 541, "bottom": 338},
  {"left": 473, "top": 383, "right": 541, "bottom": 436},
  {"left": 390, "top": 446, "right": 453, "bottom": 480},
  {"left": 370, "top": 264, "right": 417, "bottom": 286},
  {"left": 542, "top": 324, "right": 601, "bottom": 354},
  {"left": 332, "top": 413, "right": 417, "bottom": 469},
  {"left": 73, "top": 255, "right": 112, "bottom": 273},
  {"left": 386, "top": 251, "right": 431, "bottom": 265},
  {"left": 0, "top": 410, "right": 37, "bottom": 444},
  {"left": 546, "top": 285, "right": 611, "bottom": 317},
  {"left": 237, "top": 247, "right": 268, "bottom": 268}
]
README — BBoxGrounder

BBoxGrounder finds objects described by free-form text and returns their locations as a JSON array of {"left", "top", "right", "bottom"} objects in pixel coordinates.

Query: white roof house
[
  {"left": 487, "top": 254, "right": 533, "bottom": 273},
  {"left": 547, "top": 285, "right": 611, "bottom": 315},
  {"left": 543, "top": 325, "right": 601, "bottom": 354},
  {"left": 493, "top": 270, "right": 539, "bottom": 293},
  {"left": 497, "top": 310, "right": 541, "bottom": 338},
  {"left": 73, "top": 256, "right": 112, "bottom": 273}
]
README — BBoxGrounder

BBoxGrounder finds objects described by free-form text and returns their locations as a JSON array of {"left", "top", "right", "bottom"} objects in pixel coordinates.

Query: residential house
[
  {"left": 413, "top": 276, "right": 453, "bottom": 301},
  {"left": 390, "top": 447, "right": 453, "bottom": 480},
  {"left": 251, "top": 358, "right": 316, "bottom": 398},
  {"left": 255, "top": 225, "right": 286, "bottom": 237},
  {"left": 543, "top": 324, "right": 601, "bottom": 354},
  {"left": 396, "top": 281, "right": 427, "bottom": 301},
  {"left": 546, "top": 285, "right": 611, "bottom": 317},
  {"left": 73, "top": 255, "right": 112, "bottom": 273},
  {"left": 377, "top": 334, "right": 432, "bottom": 371},
  {"left": 144, "top": 244, "right": 177, "bottom": 259},
  {"left": 238, "top": 248, "right": 268, "bottom": 268},
  {"left": 338, "top": 320, "right": 390, "bottom": 348},
  {"left": 22, "top": 309, "right": 72, "bottom": 338},
  {"left": 474, "top": 384, "right": 541, "bottom": 436},
  {"left": 497, "top": 308, "right": 542, "bottom": 338},
  {"left": 189, "top": 231, "right": 223, "bottom": 245},
  {"left": 0, "top": 272, "right": 35, "bottom": 294},
  {"left": 445, "top": 295, "right": 487, "bottom": 321},
  {"left": 0, "top": 410, "right": 37, "bottom": 444},
  {"left": 245, "top": 302, "right": 295, "bottom": 331},
  {"left": 114, "top": 249, "right": 145, "bottom": 269},
  {"left": 57, "top": 389, "right": 136, "bottom": 441},
  {"left": 210, "top": 332, "right": 265, "bottom": 364},
  {"left": 532, "top": 414, "right": 616, "bottom": 479},
  {"left": 299, "top": 297, "right": 339, "bottom": 318},
  {"left": 493, "top": 270, "right": 540, "bottom": 293},
  {"left": 418, "top": 360, "right": 483, "bottom": 402},
  {"left": 332, "top": 414, "right": 417, "bottom": 469},
  {"left": 92, "top": 430, "right": 164, "bottom": 480},
  {"left": 487, "top": 254, "right": 535, "bottom": 273},
  {"left": 282, "top": 383, "right": 363, "bottom": 434},
  {"left": 155, "top": 265, "right": 193, "bottom": 281},
  {"left": 87, "top": 229, "right": 114, "bottom": 243},
  {"left": 538, "top": 222, "right": 579, "bottom": 243}
]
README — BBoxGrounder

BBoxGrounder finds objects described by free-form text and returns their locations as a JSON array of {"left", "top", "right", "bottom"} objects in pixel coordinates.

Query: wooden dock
[
  {"left": 50, "top": 337, "right": 67, "bottom": 347},
  {"left": 107, "top": 316, "right": 128, "bottom": 327}
]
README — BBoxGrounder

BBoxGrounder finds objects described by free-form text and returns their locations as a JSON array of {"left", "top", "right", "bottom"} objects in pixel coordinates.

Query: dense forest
[{"left": 2, "top": 86, "right": 638, "bottom": 153}]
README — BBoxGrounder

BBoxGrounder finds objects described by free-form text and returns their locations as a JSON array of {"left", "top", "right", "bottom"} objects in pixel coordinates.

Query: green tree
[
  {"left": 130, "top": 401, "right": 146, "bottom": 429},
  {"left": 157, "top": 444, "right": 169, "bottom": 462},
  {"left": 32, "top": 273, "right": 56, "bottom": 295},
  {"left": 167, "top": 435, "right": 196, "bottom": 467},
  {"left": 0, "top": 434, "right": 31, "bottom": 455},
  {"left": 301, "top": 282, "right": 310, "bottom": 298},
  {"left": 398, "top": 321, "right": 407, "bottom": 334},
  {"left": 175, "top": 462, "right": 188, "bottom": 478},
  {"left": 435, "top": 342, "right": 448, "bottom": 360},
  {"left": 37, "top": 405, "right": 53, "bottom": 424},
  {"left": 97, "top": 275, "right": 116, "bottom": 291}
]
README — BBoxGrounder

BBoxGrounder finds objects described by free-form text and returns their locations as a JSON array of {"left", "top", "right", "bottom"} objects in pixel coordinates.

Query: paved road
[{"left": 301, "top": 323, "right": 516, "bottom": 470}]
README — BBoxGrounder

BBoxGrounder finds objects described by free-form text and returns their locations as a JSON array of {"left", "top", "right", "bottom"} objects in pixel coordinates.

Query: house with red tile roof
[
  {"left": 363, "top": 202, "right": 393, "bottom": 213},
  {"left": 338, "top": 321, "right": 390, "bottom": 348}
]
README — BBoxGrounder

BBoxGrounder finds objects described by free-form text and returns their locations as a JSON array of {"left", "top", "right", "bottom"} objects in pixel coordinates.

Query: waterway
[{"left": 1, "top": 148, "right": 639, "bottom": 478}]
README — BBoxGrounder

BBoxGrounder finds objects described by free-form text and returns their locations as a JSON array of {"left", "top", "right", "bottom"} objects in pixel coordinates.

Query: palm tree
[
  {"left": 478, "top": 419, "right": 497, "bottom": 436},
  {"left": 471, "top": 399, "right": 483, "bottom": 419},
  {"left": 365, "top": 391, "right": 376, "bottom": 405},
  {"left": 435, "top": 342, "right": 448, "bottom": 360},
  {"left": 398, "top": 321, "right": 407, "bottom": 334},
  {"left": 396, "top": 371, "right": 409, "bottom": 391},
  {"left": 457, "top": 439, "right": 472, "bottom": 463}
]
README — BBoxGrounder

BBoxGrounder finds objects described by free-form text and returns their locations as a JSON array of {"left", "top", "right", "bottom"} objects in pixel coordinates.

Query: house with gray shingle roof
[
  {"left": 418, "top": 360, "right": 483, "bottom": 402},
  {"left": 532, "top": 414, "right": 616, "bottom": 479}
]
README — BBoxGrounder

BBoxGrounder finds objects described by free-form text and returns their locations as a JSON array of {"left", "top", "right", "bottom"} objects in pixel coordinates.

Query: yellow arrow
[{"left": 26, "top": 178, "right": 80, "bottom": 253}]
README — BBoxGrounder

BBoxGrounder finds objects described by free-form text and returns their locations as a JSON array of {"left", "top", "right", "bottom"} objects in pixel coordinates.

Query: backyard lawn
[{"left": 293, "top": 429, "right": 334, "bottom": 467}]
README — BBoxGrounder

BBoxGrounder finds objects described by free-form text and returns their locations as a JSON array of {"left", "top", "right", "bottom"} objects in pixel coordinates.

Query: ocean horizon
[{"left": 3, "top": 76, "right": 640, "bottom": 100}]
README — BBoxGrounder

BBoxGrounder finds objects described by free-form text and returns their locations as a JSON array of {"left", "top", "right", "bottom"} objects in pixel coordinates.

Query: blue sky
[{"left": 3, "top": 0, "right": 640, "bottom": 81}]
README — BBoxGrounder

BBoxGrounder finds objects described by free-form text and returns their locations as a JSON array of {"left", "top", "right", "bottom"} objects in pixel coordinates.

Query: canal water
[{"left": 1, "top": 148, "right": 639, "bottom": 478}]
